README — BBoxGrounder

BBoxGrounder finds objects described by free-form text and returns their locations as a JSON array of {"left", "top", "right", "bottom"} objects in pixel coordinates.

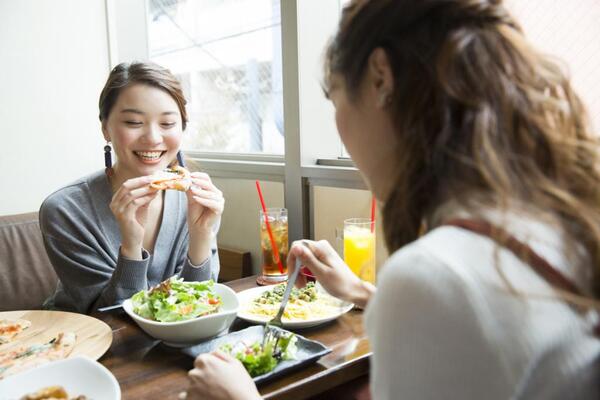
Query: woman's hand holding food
[
  {"left": 288, "top": 240, "right": 376, "bottom": 309},
  {"left": 186, "top": 172, "right": 225, "bottom": 265},
  {"left": 109, "top": 176, "right": 159, "bottom": 260},
  {"left": 186, "top": 351, "right": 261, "bottom": 400}
]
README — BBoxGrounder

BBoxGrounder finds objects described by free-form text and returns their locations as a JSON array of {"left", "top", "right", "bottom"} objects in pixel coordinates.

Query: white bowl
[
  {"left": 0, "top": 356, "right": 120, "bottom": 400},
  {"left": 122, "top": 283, "right": 239, "bottom": 346}
]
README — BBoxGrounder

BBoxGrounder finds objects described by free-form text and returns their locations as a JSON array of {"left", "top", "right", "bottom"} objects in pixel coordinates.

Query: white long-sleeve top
[{"left": 364, "top": 211, "right": 599, "bottom": 399}]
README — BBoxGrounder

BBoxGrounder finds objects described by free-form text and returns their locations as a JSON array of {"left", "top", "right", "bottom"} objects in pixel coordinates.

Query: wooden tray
[{"left": 0, "top": 310, "right": 112, "bottom": 360}]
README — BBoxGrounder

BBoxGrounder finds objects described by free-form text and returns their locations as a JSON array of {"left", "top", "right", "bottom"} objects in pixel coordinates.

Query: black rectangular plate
[{"left": 181, "top": 325, "right": 331, "bottom": 385}]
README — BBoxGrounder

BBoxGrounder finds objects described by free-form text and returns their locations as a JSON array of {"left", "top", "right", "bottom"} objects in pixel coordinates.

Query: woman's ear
[
  {"left": 368, "top": 47, "right": 394, "bottom": 107},
  {"left": 101, "top": 121, "right": 110, "bottom": 142}
]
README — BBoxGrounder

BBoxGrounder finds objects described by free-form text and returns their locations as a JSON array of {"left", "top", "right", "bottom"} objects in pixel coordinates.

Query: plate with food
[
  {"left": 181, "top": 325, "right": 331, "bottom": 385},
  {"left": 236, "top": 282, "right": 354, "bottom": 329},
  {"left": 0, "top": 311, "right": 112, "bottom": 380},
  {"left": 0, "top": 356, "right": 120, "bottom": 400},
  {"left": 122, "top": 277, "right": 238, "bottom": 346}
]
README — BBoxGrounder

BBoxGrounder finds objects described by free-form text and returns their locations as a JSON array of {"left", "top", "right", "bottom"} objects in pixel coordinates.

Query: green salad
[
  {"left": 220, "top": 331, "right": 298, "bottom": 377},
  {"left": 131, "top": 277, "right": 221, "bottom": 322}
]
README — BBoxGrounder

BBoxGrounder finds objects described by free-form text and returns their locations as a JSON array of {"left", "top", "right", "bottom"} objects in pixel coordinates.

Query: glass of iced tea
[{"left": 257, "top": 208, "right": 289, "bottom": 285}]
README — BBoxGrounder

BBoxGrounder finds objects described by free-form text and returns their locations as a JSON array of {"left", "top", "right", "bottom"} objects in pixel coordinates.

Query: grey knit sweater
[{"left": 39, "top": 169, "right": 220, "bottom": 314}]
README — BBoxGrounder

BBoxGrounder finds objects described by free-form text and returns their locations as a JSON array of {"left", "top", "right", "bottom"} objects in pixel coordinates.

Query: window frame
[{"left": 107, "top": 0, "right": 365, "bottom": 244}]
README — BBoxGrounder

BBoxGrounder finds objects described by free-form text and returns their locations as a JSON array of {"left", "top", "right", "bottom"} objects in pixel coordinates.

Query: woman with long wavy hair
[{"left": 187, "top": 1, "right": 599, "bottom": 398}]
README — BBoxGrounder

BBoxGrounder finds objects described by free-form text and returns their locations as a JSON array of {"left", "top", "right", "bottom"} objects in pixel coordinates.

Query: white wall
[
  {"left": 0, "top": 0, "right": 110, "bottom": 215},
  {"left": 506, "top": 0, "right": 600, "bottom": 130}
]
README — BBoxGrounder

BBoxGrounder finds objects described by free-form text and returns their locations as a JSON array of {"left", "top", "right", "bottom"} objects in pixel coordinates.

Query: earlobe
[
  {"left": 377, "top": 90, "right": 392, "bottom": 108},
  {"left": 101, "top": 123, "right": 110, "bottom": 142}
]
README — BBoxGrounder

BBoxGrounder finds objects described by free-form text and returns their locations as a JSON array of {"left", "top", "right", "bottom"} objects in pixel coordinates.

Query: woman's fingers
[
  {"left": 192, "top": 352, "right": 228, "bottom": 372},
  {"left": 190, "top": 178, "right": 222, "bottom": 196},
  {"left": 306, "top": 239, "right": 339, "bottom": 266},
  {"left": 112, "top": 176, "right": 155, "bottom": 205},
  {"left": 116, "top": 186, "right": 156, "bottom": 209},
  {"left": 194, "top": 353, "right": 211, "bottom": 369},
  {"left": 290, "top": 241, "right": 327, "bottom": 275},
  {"left": 190, "top": 171, "right": 211, "bottom": 179},
  {"left": 210, "top": 350, "right": 236, "bottom": 363},
  {"left": 287, "top": 245, "right": 303, "bottom": 287},
  {"left": 190, "top": 187, "right": 221, "bottom": 200},
  {"left": 188, "top": 352, "right": 260, "bottom": 400},
  {"left": 188, "top": 367, "right": 203, "bottom": 380},
  {"left": 298, "top": 245, "right": 327, "bottom": 272},
  {"left": 189, "top": 187, "right": 224, "bottom": 209},
  {"left": 191, "top": 197, "right": 224, "bottom": 214},
  {"left": 112, "top": 191, "right": 158, "bottom": 218}
]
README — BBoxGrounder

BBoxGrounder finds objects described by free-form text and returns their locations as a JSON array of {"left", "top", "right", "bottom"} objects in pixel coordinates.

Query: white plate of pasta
[{"left": 236, "top": 282, "right": 354, "bottom": 329}]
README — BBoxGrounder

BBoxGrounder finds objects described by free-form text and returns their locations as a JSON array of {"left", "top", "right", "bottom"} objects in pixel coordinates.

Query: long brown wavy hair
[{"left": 326, "top": 0, "right": 600, "bottom": 298}]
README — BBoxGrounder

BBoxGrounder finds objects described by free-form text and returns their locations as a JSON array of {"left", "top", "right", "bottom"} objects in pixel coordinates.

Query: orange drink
[
  {"left": 258, "top": 208, "right": 288, "bottom": 285},
  {"left": 343, "top": 218, "right": 376, "bottom": 284}
]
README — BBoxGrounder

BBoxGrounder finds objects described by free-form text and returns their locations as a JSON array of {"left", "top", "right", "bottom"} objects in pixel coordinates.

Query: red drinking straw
[
  {"left": 370, "top": 197, "right": 376, "bottom": 233},
  {"left": 255, "top": 180, "right": 285, "bottom": 274}
]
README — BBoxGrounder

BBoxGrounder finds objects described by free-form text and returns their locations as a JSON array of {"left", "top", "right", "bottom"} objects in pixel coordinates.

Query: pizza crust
[
  {"left": 0, "top": 319, "right": 31, "bottom": 345},
  {"left": 0, "top": 332, "right": 77, "bottom": 379}
]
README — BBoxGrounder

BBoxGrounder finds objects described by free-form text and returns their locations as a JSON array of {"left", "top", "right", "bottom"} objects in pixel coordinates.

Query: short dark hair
[{"left": 98, "top": 61, "right": 188, "bottom": 130}]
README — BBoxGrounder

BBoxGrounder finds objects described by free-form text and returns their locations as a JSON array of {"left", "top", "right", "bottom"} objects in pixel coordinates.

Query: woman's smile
[{"left": 134, "top": 150, "right": 167, "bottom": 164}]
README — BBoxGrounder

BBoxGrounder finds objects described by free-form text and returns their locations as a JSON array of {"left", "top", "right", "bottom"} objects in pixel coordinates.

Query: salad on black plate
[{"left": 220, "top": 330, "right": 298, "bottom": 377}]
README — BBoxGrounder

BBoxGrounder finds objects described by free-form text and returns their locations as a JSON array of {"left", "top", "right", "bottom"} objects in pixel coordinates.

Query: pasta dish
[{"left": 243, "top": 282, "right": 346, "bottom": 321}]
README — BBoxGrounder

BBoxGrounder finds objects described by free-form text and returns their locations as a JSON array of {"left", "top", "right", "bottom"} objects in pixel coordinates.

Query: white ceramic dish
[
  {"left": 122, "top": 283, "right": 239, "bottom": 346},
  {"left": 236, "top": 284, "right": 353, "bottom": 329},
  {"left": 0, "top": 356, "right": 120, "bottom": 400}
]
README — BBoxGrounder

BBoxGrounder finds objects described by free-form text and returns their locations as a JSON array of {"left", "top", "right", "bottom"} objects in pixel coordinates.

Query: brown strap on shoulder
[
  {"left": 443, "top": 218, "right": 583, "bottom": 296},
  {"left": 443, "top": 218, "right": 600, "bottom": 336}
]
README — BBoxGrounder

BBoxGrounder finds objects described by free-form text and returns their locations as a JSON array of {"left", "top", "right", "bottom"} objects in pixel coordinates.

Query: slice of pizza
[
  {"left": 0, "top": 332, "right": 76, "bottom": 379},
  {"left": 0, "top": 319, "right": 31, "bottom": 345},
  {"left": 149, "top": 165, "right": 192, "bottom": 192}
]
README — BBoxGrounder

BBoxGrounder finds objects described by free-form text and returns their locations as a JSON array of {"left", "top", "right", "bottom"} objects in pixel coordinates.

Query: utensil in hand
[
  {"left": 270, "top": 255, "right": 302, "bottom": 328},
  {"left": 261, "top": 241, "right": 306, "bottom": 351}
]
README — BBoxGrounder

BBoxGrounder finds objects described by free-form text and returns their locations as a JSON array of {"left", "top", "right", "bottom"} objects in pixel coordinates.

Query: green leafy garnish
[{"left": 220, "top": 332, "right": 298, "bottom": 377}]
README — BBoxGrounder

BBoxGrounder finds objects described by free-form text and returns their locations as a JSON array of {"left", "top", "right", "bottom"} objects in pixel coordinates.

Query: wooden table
[{"left": 96, "top": 276, "right": 371, "bottom": 400}]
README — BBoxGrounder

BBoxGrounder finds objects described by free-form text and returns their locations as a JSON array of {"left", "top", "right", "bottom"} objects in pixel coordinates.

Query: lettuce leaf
[{"left": 131, "top": 277, "right": 221, "bottom": 322}]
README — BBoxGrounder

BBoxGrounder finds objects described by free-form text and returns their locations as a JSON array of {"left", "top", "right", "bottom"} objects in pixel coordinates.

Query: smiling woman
[{"left": 39, "top": 62, "right": 224, "bottom": 314}]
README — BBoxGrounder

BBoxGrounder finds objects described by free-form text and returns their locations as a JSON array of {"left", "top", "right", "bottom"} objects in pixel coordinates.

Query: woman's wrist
[
  {"left": 188, "top": 230, "right": 212, "bottom": 266},
  {"left": 120, "top": 243, "right": 144, "bottom": 260},
  {"left": 349, "top": 279, "right": 376, "bottom": 309}
]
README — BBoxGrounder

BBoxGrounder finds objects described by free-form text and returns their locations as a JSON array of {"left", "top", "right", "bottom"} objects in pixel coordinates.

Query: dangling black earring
[
  {"left": 177, "top": 150, "right": 186, "bottom": 168},
  {"left": 104, "top": 141, "right": 114, "bottom": 177}
]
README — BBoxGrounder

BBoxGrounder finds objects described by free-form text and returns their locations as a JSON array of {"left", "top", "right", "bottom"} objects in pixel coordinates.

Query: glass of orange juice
[{"left": 343, "top": 218, "right": 376, "bottom": 284}]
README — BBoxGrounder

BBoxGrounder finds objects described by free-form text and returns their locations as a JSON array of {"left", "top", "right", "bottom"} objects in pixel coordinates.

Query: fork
[{"left": 261, "top": 242, "right": 305, "bottom": 351}]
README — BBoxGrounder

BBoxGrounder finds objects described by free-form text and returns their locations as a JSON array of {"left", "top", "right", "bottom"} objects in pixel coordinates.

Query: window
[
  {"left": 146, "top": 0, "right": 284, "bottom": 154},
  {"left": 111, "top": 0, "right": 600, "bottom": 250}
]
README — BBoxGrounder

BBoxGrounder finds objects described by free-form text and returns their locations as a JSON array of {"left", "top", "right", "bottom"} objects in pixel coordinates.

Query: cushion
[{"left": 0, "top": 212, "right": 57, "bottom": 311}]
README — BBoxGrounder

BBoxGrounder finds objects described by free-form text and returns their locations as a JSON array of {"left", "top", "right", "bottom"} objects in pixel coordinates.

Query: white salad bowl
[{"left": 122, "top": 283, "right": 239, "bottom": 346}]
